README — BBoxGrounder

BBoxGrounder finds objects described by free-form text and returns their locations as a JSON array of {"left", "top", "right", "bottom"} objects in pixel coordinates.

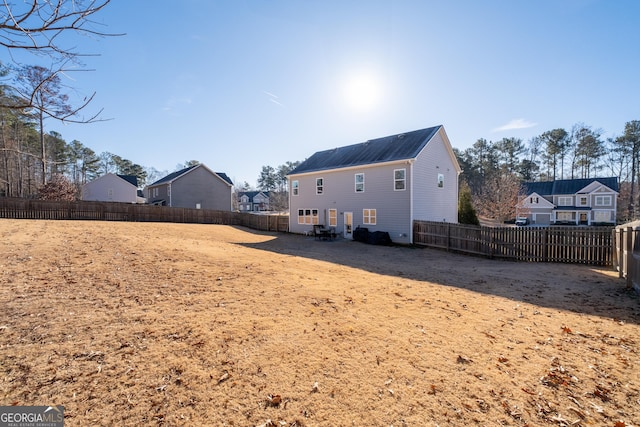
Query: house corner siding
[{"left": 412, "top": 130, "right": 459, "bottom": 223}]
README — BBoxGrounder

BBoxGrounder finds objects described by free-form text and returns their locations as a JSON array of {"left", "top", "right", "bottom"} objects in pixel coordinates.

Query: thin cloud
[
  {"left": 270, "top": 98, "right": 284, "bottom": 107},
  {"left": 263, "top": 90, "right": 284, "bottom": 107},
  {"left": 492, "top": 118, "right": 537, "bottom": 132}
]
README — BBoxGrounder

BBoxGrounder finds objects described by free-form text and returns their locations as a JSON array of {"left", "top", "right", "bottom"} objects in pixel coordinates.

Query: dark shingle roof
[
  {"left": 523, "top": 177, "right": 619, "bottom": 196},
  {"left": 239, "top": 191, "right": 270, "bottom": 200},
  {"left": 215, "top": 172, "right": 233, "bottom": 186},
  {"left": 149, "top": 165, "right": 233, "bottom": 186},
  {"left": 117, "top": 174, "right": 138, "bottom": 187},
  {"left": 288, "top": 126, "right": 442, "bottom": 175},
  {"left": 150, "top": 165, "right": 198, "bottom": 186}
]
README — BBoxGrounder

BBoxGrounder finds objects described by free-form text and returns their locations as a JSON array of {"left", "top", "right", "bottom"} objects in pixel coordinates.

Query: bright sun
[{"left": 343, "top": 71, "right": 382, "bottom": 113}]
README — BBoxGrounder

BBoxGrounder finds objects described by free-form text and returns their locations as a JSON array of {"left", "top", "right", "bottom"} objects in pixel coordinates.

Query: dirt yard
[{"left": 1, "top": 219, "right": 639, "bottom": 426}]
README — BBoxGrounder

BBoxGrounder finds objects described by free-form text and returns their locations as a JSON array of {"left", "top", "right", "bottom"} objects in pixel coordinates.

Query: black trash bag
[
  {"left": 353, "top": 226, "right": 369, "bottom": 243},
  {"left": 368, "top": 231, "right": 391, "bottom": 245}
]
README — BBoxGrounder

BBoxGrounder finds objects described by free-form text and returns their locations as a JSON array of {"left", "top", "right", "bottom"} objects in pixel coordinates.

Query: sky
[{"left": 33, "top": 0, "right": 640, "bottom": 187}]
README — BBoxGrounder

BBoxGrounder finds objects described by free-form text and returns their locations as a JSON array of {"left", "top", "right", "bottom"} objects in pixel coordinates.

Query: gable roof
[
  {"left": 288, "top": 126, "right": 442, "bottom": 175},
  {"left": 238, "top": 191, "right": 270, "bottom": 200},
  {"left": 522, "top": 177, "right": 619, "bottom": 196},
  {"left": 148, "top": 164, "right": 233, "bottom": 187},
  {"left": 117, "top": 174, "right": 138, "bottom": 187}
]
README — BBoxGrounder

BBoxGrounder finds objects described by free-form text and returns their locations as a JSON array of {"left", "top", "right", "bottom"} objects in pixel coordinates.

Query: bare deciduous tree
[
  {"left": 473, "top": 172, "right": 524, "bottom": 223},
  {"left": 1, "top": 0, "right": 113, "bottom": 60},
  {"left": 1, "top": 0, "right": 119, "bottom": 120}
]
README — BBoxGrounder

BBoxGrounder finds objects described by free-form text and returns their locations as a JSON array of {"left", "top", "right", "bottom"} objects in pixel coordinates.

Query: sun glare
[{"left": 343, "top": 71, "right": 382, "bottom": 113}]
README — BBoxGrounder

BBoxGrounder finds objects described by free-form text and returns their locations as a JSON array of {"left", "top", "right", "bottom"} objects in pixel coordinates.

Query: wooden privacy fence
[
  {"left": 413, "top": 220, "right": 614, "bottom": 266},
  {"left": 0, "top": 198, "right": 289, "bottom": 232},
  {"left": 613, "top": 223, "right": 640, "bottom": 291}
]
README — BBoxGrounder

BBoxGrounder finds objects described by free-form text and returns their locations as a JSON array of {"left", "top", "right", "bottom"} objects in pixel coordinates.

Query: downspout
[
  {"left": 409, "top": 161, "right": 414, "bottom": 244},
  {"left": 168, "top": 183, "right": 172, "bottom": 207}
]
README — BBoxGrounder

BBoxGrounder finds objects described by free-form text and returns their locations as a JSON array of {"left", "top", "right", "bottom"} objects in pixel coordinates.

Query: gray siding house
[
  {"left": 81, "top": 173, "right": 144, "bottom": 203},
  {"left": 517, "top": 177, "right": 619, "bottom": 225},
  {"left": 287, "top": 125, "right": 461, "bottom": 244},
  {"left": 146, "top": 164, "right": 233, "bottom": 210}
]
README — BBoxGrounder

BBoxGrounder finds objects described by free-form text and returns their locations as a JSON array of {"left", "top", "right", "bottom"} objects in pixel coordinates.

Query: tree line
[
  {"left": 455, "top": 121, "right": 640, "bottom": 223},
  {"left": 0, "top": 97, "right": 148, "bottom": 198},
  {"left": 0, "top": 1, "right": 121, "bottom": 199}
]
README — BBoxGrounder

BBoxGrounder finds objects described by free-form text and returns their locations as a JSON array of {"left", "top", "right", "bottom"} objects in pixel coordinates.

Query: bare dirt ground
[{"left": 1, "top": 219, "right": 639, "bottom": 427}]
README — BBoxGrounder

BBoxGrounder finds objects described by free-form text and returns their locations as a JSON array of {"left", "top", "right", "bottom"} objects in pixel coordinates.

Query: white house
[
  {"left": 287, "top": 125, "right": 461, "bottom": 244},
  {"left": 81, "top": 173, "right": 143, "bottom": 203}
]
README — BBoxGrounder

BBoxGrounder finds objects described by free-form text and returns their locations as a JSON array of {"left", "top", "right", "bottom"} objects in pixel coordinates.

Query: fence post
[
  {"left": 626, "top": 227, "right": 634, "bottom": 289},
  {"left": 617, "top": 228, "right": 625, "bottom": 278}
]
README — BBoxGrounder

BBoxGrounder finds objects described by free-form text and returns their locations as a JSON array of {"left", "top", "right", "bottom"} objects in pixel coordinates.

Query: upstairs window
[
  {"left": 437, "top": 173, "right": 444, "bottom": 188},
  {"left": 316, "top": 178, "right": 323, "bottom": 195},
  {"left": 580, "top": 196, "right": 588, "bottom": 206},
  {"left": 595, "top": 195, "right": 611, "bottom": 206},
  {"left": 292, "top": 180, "right": 299, "bottom": 196},
  {"left": 530, "top": 196, "right": 539, "bottom": 204},
  {"left": 558, "top": 196, "right": 572, "bottom": 206},
  {"left": 394, "top": 169, "right": 406, "bottom": 191},
  {"left": 355, "top": 173, "right": 365, "bottom": 192}
]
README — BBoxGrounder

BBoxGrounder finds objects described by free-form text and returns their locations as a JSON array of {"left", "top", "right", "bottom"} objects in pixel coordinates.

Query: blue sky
[{"left": 42, "top": 0, "right": 640, "bottom": 187}]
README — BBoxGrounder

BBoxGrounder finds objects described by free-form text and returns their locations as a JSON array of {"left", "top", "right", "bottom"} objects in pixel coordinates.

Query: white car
[{"left": 515, "top": 217, "right": 529, "bottom": 226}]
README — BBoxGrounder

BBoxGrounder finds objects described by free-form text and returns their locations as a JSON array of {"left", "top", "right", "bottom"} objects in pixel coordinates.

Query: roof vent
[{"left": 397, "top": 134, "right": 405, "bottom": 139}]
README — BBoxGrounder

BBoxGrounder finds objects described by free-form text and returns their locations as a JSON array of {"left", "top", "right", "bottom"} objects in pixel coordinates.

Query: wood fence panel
[
  {"left": 413, "top": 220, "right": 613, "bottom": 266},
  {"left": 0, "top": 197, "right": 287, "bottom": 233}
]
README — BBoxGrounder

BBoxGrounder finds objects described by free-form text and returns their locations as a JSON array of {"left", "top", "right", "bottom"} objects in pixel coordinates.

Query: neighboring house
[
  {"left": 516, "top": 177, "right": 619, "bottom": 226},
  {"left": 287, "top": 125, "right": 461, "bottom": 244},
  {"left": 146, "top": 164, "right": 234, "bottom": 210},
  {"left": 238, "top": 191, "right": 270, "bottom": 212},
  {"left": 81, "top": 173, "right": 145, "bottom": 203}
]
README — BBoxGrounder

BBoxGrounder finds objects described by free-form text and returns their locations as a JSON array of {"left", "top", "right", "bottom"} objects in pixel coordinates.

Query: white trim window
[
  {"left": 437, "top": 173, "right": 444, "bottom": 188},
  {"left": 594, "top": 211, "right": 611, "bottom": 222},
  {"left": 316, "top": 178, "right": 324, "bottom": 195},
  {"left": 595, "top": 195, "right": 611, "bottom": 206},
  {"left": 529, "top": 196, "right": 539, "bottom": 204},
  {"left": 292, "top": 180, "right": 299, "bottom": 196},
  {"left": 329, "top": 209, "right": 337, "bottom": 227},
  {"left": 557, "top": 212, "right": 573, "bottom": 221},
  {"left": 558, "top": 196, "right": 572, "bottom": 206},
  {"left": 580, "top": 196, "right": 588, "bottom": 206},
  {"left": 355, "top": 173, "right": 364, "bottom": 193},
  {"left": 394, "top": 169, "right": 406, "bottom": 191},
  {"left": 363, "top": 208, "right": 376, "bottom": 225},
  {"left": 298, "top": 208, "right": 319, "bottom": 224}
]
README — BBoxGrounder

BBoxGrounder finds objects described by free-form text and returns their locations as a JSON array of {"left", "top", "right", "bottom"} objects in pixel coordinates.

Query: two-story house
[
  {"left": 287, "top": 125, "right": 461, "bottom": 244},
  {"left": 516, "top": 177, "right": 619, "bottom": 225},
  {"left": 238, "top": 191, "right": 270, "bottom": 212},
  {"left": 146, "top": 164, "right": 234, "bottom": 210}
]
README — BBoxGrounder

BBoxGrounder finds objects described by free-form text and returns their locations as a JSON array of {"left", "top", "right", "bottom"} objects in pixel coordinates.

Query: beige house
[{"left": 82, "top": 173, "right": 144, "bottom": 203}]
